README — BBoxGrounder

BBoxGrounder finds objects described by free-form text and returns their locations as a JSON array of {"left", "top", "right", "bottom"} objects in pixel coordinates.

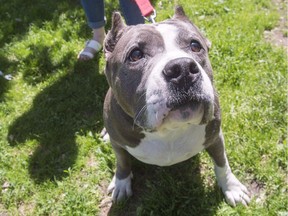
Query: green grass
[{"left": 0, "top": 0, "right": 287, "bottom": 215}]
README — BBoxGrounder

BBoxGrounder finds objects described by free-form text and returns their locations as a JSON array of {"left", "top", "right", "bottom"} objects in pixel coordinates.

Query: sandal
[{"left": 77, "top": 40, "right": 102, "bottom": 60}]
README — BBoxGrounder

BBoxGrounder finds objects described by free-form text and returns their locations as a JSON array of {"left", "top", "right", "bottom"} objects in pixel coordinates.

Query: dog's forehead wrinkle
[
  {"left": 121, "top": 25, "right": 165, "bottom": 55},
  {"left": 125, "top": 25, "right": 160, "bottom": 41}
]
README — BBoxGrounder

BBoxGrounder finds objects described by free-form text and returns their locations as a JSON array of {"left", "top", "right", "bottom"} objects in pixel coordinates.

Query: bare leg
[{"left": 78, "top": 27, "right": 105, "bottom": 61}]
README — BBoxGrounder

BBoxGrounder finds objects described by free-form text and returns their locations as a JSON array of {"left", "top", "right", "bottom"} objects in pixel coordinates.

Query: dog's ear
[
  {"left": 174, "top": 6, "right": 212, "bottom": 51},
  {"left": 173, "top": 6, "right": 189, "bottom": 21},
  {"left": 104, "top": 12, "right": 126, "bottom": 59},
  {"left": 206, "top": 39, "right": 212, "bottom": 50}
]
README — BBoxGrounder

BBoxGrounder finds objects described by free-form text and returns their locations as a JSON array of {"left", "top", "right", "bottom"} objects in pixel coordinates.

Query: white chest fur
[{"left": 126, "top": 124, "right": 206, "bottom": 166}]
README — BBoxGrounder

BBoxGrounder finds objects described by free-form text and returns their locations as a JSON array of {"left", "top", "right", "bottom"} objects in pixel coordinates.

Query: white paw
[
  {"left": 100, "top": 128, "right": 110, "bottom": 142},
  {"left": 107, "top": 173, "right": 133, "bottom": 202},
  {"left": 218, "top": 172, "right": 250, "bottom": 207}
]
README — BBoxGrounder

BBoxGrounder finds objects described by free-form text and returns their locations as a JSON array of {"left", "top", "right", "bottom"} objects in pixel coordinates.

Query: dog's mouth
[
  {"left": 134, "top": 99, "right": 204, "bottom": 132},
  {"left": 161, "top": 101, "right": 204, "bottom": 128},
  {"left": 135, "top": 89, "right": 214, "bottom": 132},
  {"left": 134, "top": 94, "right": 214, "bottom": 132}
]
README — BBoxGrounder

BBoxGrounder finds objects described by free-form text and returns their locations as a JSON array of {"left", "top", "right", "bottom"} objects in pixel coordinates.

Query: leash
[{"left": 134, "top": 0, "right": 156, "bottom": 23}]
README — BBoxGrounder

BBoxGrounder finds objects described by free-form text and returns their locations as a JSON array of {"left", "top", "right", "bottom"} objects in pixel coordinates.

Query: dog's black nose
[{"left": 162, "top": 57, "right": 200, "bottom": 84}]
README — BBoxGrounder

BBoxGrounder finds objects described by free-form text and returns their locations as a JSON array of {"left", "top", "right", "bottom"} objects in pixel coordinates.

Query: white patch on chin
[
  {"left": 144, "top": 96, "right": 169, "bottom": 129},
  {"left": 162, "top": 103, "right": 204, "bottom": 128}
]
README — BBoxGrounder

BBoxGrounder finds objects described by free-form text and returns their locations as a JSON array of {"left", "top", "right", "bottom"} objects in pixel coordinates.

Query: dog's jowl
[{"left": 103, "top": 6, "right": 250, "bottom": 207}]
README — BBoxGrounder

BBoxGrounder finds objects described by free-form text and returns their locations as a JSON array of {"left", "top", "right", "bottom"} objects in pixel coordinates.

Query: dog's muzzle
[{"left": 163, "top": 57, "right": 200, "bottom": 87}]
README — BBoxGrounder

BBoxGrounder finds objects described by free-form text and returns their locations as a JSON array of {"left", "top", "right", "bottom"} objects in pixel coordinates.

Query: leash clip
[{"left": 145, "top": 9, "right": 157, "bottom": 23}]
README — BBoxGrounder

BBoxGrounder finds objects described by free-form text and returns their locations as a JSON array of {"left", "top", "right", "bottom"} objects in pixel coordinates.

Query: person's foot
[{"left": 78, "top": 27, "right": 105, "bottom": 61}]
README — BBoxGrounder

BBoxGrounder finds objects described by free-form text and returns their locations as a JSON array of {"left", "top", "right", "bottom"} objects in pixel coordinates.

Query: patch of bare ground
[
  {"left": 99, "top": 181, "right": 113, "bottom": 216},
  {"left": 17, "top": 202, "right": 35, "bottom": 216},
  {"left": 248, "top": 179, "right": 266, "bottom": 204},
  {"left": 0, "top": 204, "right": 9, "bottom": 216},
  {"left": 264, "top": 0, "right": 288, "bottom": 53}
]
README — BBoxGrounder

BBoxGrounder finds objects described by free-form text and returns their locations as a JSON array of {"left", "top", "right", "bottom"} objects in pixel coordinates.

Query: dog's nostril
[
  {"left": 163, "top": 65, "right": 182, "bottom": 79},
  {"left": 163, "top": 57, "right": 200, "bottom": 84},
  {"left": 190, "top": 62, "right": 199, "bottom": 74}
]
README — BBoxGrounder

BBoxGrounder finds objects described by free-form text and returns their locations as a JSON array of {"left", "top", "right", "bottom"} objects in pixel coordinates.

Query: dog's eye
[
  {"left": 129, "top": 49, "right": 144, "bottom": 62},
  {"left": 190, "top": 40, "right": 202, "bottom": 52}
]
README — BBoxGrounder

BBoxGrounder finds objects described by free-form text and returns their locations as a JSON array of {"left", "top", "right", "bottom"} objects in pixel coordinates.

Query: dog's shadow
[
  {"left": 7, "top": 59, "right": 107, "bottom": 182},
  {"left": 105, "top": 155, "right": 223, "bottom": 216}
]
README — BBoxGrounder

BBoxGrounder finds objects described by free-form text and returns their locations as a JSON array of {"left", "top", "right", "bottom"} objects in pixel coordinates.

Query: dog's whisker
[
  {"left": 136, "top": 92, "right": 146, "bottom": 104},
  {"left": 213, "top": 100, "right": 220, "bottom": 110},
  {"left": 155, "top": 111, "right": 159, "bottom": 125},
  {"left": 133, "top": 104, "right": 148, "bottom": 130}
]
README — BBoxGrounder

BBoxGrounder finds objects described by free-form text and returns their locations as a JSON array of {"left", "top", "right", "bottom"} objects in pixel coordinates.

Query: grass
[{"left": 0, "top": 0, "right": 287, "bottom": 215}]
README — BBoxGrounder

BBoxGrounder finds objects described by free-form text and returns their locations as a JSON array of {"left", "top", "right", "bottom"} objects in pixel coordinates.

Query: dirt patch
[
  {"left": 264, "top": 0, "right": 288, "bottom": 52},
  {"left": 99, "top": 196, "right": 113, "bottom": 216},
  {"left": 98, "top": 179, "right": 113, "bottom": 216},
  {"left": 0, "top": 203, "right": 9, "bottom": 216},
  {"left": 248, "top": 179, "right": 266, "bottom": 204}
]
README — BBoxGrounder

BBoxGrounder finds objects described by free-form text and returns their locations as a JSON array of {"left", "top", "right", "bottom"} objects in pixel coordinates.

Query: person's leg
[
  {"left": 119, "top": 0, "right": 145, "bottom": 25},
  {"left": 81, "top": 0, "right": 105, "bottom": 29},
  {"left": 78, "top": 0, "right": 106, "bottom": 60}
]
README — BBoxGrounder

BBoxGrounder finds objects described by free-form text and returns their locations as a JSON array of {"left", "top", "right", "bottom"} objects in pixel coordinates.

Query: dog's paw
[
  {"left": 107, "top": 173, "right": 133, "bottom": 202},
  {"left": 218, "top": 172, "right": 250, "bottom": 207},
  {"left": 100, "top": 128, "right": 110, "bottom": 142}
]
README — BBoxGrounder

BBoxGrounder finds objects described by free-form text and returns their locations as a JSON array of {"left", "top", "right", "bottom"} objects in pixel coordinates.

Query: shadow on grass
[
  {"left": 0, "top": 0, "right": 123, "bottom": 46},
  {"left": 0, "top": 54, "right": 16, "bottom": 100},
  {"left": 0, "top": 0, "right": 81, "bottom": 46},
  {"left": 105, "top": 156, "right": 222, "bottom": 216},
  {"left": 7, "top": 57, "right": 107, "bottom": 183},
  {"left": 0, "top": 0, "right": 120, "bottom": 96},
  {"left": 20, "top": 44, "right": 78, "bottom": 85},
  {"left": 3, "top": 0, "right": 125, "bottom": 183}
]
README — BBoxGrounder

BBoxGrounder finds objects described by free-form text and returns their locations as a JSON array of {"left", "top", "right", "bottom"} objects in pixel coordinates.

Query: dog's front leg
[
  {"left": 107, "top": 142, "right": 133, "bottom": 202},
  {"left": 206, "top": 130, "right": 250, "bottom": 206}
]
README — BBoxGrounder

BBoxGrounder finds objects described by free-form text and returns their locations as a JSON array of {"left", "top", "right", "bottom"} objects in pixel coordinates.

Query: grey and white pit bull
[{"left": 103, "top": 6, "right": 250, "bottom": 207}]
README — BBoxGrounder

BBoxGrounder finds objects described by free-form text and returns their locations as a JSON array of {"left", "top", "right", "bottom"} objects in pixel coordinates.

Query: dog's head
[{"left": 104, "top": 6, "right": 216, "bottom": 131}]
